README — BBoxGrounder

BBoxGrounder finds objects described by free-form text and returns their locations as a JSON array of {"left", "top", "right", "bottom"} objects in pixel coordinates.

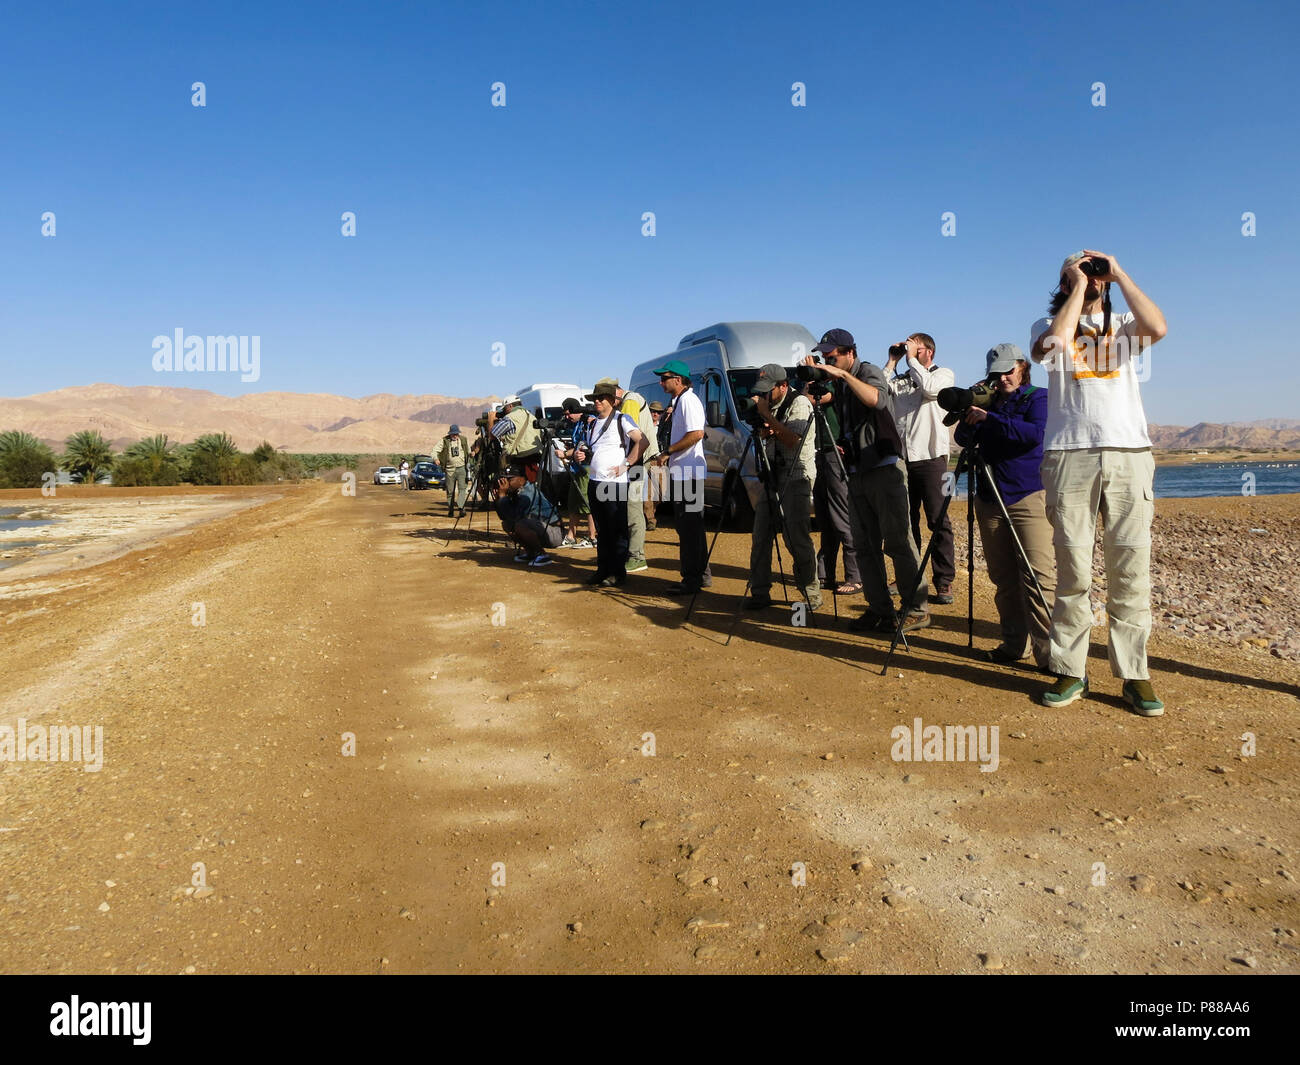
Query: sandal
[{"left": 834, "top": 582, "right": 863, "bottom": 595}]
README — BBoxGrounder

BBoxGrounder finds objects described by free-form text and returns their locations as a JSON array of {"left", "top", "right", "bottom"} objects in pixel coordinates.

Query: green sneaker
[
  {"left": 1122, "top": 680, "right": 1165, "bottom": 717},
  {"left": 1040, "top": 675, "right": 1088, "bottom": 707}
]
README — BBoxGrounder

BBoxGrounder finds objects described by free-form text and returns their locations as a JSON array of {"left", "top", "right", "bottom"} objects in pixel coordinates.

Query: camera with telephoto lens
[
  {"left": 1080, "top": 256, "right": 1110, "bottom": 277},
  {"left": 937, "top": 381, "right": 998, "bottom": 427},
  {"left": 795, "top": 364, "right": 832, "bottom": 384},
  {"left": 734, "top": 395, "right": 767, "bottom": 429}
]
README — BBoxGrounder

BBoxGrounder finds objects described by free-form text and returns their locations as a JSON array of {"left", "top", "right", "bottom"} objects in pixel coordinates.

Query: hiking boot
[
  {"left": 981, "top": 645, "right": 1023, "bottom": 665},
  {"left": 625, "top": 559, "right": 649, "bottom": 573},
  {"left": 929, "top": 582, "right": 954, "bottom": 605},
  {"left": 1122, "top": 679, "right": 1165, "bottom": 717},
  {"left": 900, "top": 609, "right": 930, "bottom": 633},
  {"left": 849, "top": 611, "right": 895, "bottom": 633},
  {"left": 804, "top": 589, "right": 824, "bottom": 610},
  {"left": 664, "top": 582, "right": 702, "bottom": 597},
  {"left": 1040, "top": 675, "right": 1088, "bottom": 707},
  {"left": 744, "top": 595, "right": 773, "bottom": 610}
]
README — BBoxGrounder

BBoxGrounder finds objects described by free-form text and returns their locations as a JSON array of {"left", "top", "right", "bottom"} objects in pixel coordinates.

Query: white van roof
[{"left": 674, "top": 322, "right": 816, "bottom": 367}]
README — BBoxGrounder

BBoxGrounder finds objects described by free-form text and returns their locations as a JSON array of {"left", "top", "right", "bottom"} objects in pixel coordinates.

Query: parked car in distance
[
  {"left": 374, "top": 466, "right": 401, "bottom": 485},
  {"left": 407, "top": 460, "right": 445, "bottom": 490}
]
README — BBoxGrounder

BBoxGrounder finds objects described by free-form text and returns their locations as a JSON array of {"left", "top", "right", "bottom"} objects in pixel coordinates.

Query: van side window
[{"left": 704, "top": 373, "right": 726, "bottom": 427}]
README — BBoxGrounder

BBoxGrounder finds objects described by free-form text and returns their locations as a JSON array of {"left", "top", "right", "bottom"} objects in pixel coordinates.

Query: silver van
[{"left": 628, "top": 321, "right": 816, "bottom": 526}]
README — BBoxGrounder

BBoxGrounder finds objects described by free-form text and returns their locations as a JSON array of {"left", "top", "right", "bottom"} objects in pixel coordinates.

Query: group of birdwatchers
[{"left": 427, "top": 249, "right": 1170, "bottom": 718}]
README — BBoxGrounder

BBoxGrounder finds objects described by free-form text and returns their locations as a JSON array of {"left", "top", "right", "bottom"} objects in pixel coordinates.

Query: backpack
[{"left": 621, "top": 391, "right": 659, "bottom": 461}]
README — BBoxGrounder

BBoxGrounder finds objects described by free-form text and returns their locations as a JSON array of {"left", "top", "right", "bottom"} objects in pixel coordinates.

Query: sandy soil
[{"left": 0, "top": 482, "right": 1296, "bottom": 974}]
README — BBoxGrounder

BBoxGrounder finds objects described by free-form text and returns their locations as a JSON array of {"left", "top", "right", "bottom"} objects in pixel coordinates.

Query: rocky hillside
[{"left": 0, "top": 384, "right": 497, "bottom": 454}]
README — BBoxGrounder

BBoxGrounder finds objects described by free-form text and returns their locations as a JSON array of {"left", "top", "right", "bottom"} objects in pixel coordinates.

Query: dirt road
[{"left": 0, "top": 482, "right": 1296, "bottom": 974}]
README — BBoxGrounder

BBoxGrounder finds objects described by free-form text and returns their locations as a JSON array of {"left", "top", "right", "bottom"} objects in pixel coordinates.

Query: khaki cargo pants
[{"left": 1042, "top": 447, "right": 1154, "bottom": 680}]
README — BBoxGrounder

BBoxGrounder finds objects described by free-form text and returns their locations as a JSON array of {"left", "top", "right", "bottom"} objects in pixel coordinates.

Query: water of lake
[{"left": 950, "top": 461, "right": 1300, "bottom": 500}]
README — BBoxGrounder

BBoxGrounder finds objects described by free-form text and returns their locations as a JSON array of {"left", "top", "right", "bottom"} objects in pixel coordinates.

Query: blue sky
[{"left": 1, "top": 0, "right": 1297, "bottom": 425}]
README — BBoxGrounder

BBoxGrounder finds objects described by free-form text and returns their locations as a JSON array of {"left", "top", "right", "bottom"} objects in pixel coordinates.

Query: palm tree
[
  {"left": 186, "top": 432, "right": 242, "bottom": 485},
  {"left": 124, "top": 433, "right": 177, "bottom": 463},
  {"left": 0, "top": 430, "right": 58, "bottom": 489},
  {"left": 192, "top": 432, "right": 240, "bottom": 459},
  {"left": 117, "top": 434, "right": 180, "bottom": 486},
  {"left": 62, "top": 430, "right": 115, "bottom": 484}
]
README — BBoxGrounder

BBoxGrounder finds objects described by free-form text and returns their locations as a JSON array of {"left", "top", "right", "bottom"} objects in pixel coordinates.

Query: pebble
[
  {"left": 979, "top": 952, "right": 1005, "bottom": 970},
  {"left": 883, "top": 893, "right": 914, "bottom": 912},
  {"left": 1048, "top": 885, "right": 1066, "bottom": 896},
  {"left": 695, "top": 944, "right": 718, "bottom": 960},
  {"left": 193, "top": 887, "right": 215, "bottom": 900},
  {"left": 1131, "top": 875, "right": 1156, "bottom": 895},
  {"left": 685, "top": 912, "right": 730, "bottom": 931},
  {"left": 97, "top": 902, "right": 110, "bottom": 912},
  {"left": 1231, "top": 955, "right": 1259, "bottom": 968},
  {"left": 639, "top": 820, "right": 666, "bottom": 831}
]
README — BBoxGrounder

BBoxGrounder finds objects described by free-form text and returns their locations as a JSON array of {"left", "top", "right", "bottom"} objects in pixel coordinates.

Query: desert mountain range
[
  {"left": 2, "top": 384, "right": 1298, "bottom": 454},
  {"left": 0, "top": 384, "right": 499, "bottom": 454}
]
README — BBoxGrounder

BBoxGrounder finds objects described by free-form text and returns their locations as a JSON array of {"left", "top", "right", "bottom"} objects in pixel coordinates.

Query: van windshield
[{"left": 728, "top": 367, "right": 796, "bottom": 401}]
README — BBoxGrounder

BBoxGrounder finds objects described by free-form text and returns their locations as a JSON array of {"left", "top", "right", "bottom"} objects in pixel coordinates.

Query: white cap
[{"left": 502, "top": 394, "right": 521, "bottom": 406}]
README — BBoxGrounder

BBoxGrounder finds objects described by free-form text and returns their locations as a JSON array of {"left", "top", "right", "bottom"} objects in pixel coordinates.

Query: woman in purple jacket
[{"left": 954, "top": 345, "right": 1057, "bottom": 668}]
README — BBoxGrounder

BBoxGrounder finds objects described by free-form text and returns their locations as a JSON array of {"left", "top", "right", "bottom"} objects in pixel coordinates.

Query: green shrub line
[{"left": 0, "top": 430, "right": 443, "bottom": 489}]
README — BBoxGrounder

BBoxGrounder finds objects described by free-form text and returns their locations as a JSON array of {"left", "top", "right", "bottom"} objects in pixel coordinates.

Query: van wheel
[{"left": 724, "top": 481, "right": 754, "bottom": 532}]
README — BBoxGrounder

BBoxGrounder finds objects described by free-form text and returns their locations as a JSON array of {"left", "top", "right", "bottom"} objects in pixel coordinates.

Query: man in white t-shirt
[
  {"left": 1029, "top": 249, "right": 1168, "bottom": 716},
  {"left": 886, "top": 332, "right": 956, "bottom": 604},
  {"left": 650, "top": 359, "right": 708, "bottom": 596}
]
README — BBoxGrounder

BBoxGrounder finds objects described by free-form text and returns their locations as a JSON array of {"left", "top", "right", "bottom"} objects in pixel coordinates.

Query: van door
[{"left": 700, "top": 368, "right": 742, "bottom": 511}]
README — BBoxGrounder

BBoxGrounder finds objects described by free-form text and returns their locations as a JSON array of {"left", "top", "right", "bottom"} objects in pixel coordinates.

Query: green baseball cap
[{"left": 652, "top": 359, "right": 691, "bottom": 380}]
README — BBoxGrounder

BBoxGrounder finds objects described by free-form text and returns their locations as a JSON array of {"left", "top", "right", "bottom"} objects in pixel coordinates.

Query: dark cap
[
  {"left": 449, "top": 423, "right": 461, "bottom": 435},
  {"left": 585, "top": 379, "right": 619, "bottom": 401},
  {"left": 561, "top": 397, "right": 583, "bottom": 414},
  {"left": 811, "top": 328, "right": 855, "bottom": 354},
  {"left": 502, "top": 464, "right": 525, "bottom": 479},
  {"left": 751, "top": 363, "right": 788, "bottom": 394}
]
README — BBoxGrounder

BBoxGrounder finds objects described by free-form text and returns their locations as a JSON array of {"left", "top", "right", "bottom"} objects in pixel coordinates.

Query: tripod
[
  {"left": 719, "top": 411, "right": 821, "bottom": 641},
  {"left": 880, "top": 443, "right": 1050, "bottom": 675},
  {"left": 448, "top": 429, "right": 500, "bottom": 544}
]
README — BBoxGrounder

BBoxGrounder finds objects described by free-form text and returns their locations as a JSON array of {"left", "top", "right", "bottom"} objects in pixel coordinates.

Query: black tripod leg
[
  {"left": 967, "top": 461, "right": 976, "bottom": 647},
  {"left": 880, "top": 486, "right": 955, "bottom": 675},
  {"left": 685, "top": 445, "right": 753, "bottom": 625}
]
